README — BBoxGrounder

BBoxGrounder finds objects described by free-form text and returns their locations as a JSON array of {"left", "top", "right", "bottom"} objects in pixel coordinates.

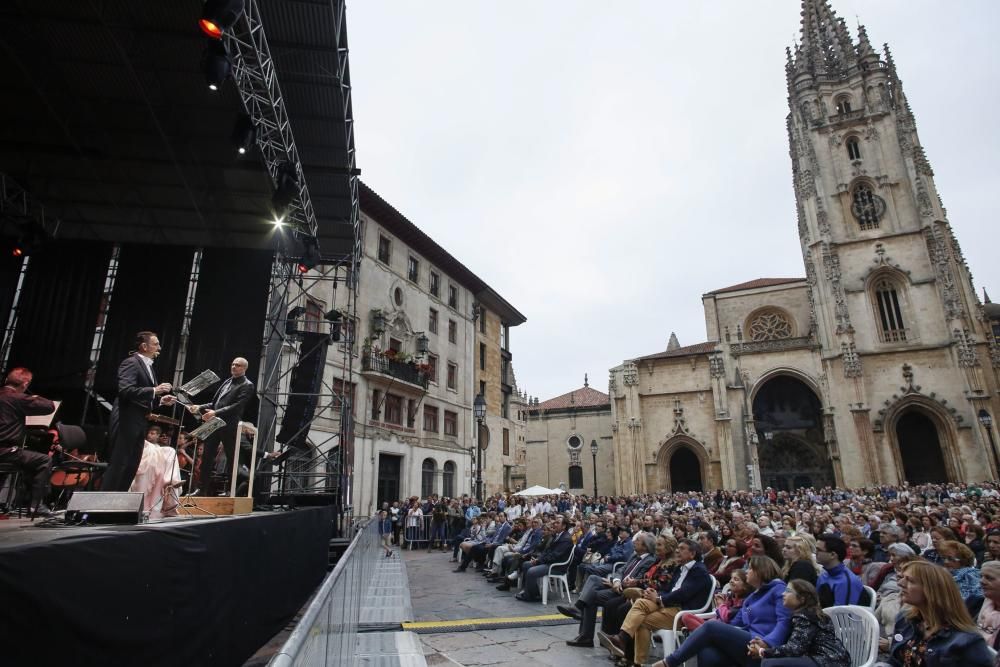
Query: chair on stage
[
  {"left": 0, "top": 462, "right": 24, "bottom": 516},
  {"left": 49, "top": 423, "right": 107, "bottom": 505}
]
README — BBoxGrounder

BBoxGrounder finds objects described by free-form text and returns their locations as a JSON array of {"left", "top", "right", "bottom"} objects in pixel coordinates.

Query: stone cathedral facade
[{"left": 608, "top": 0, "right": 1000, "bottom": 494}]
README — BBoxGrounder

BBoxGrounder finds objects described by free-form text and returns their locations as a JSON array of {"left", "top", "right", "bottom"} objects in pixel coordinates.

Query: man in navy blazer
[
  {"left": 103, "top": 332, "right": 176, "bottom": 491},
  {"left": 516, "top": 515, "right": 574, "bottom": 602}
]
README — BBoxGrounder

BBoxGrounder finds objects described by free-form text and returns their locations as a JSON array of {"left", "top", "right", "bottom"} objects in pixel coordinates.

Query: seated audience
[{"left": 884, "top": 560, "right": 992, "bottom": 667}]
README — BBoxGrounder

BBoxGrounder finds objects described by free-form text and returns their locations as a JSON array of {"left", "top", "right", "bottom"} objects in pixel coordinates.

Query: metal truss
[
  {"left": 80, "top": 243, "right": 122, "bottom": 423},
  {"left": 225, "top": 1, "right": 317, "bottom": 238}
]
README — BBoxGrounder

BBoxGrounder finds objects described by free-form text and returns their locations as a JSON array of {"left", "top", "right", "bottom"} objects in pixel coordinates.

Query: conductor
[
  {"left": 103, "top": 331, "right": 176, "bottom": 491},
  {"left": 189, "top": 357, "right": 254, "bottom": 496}
]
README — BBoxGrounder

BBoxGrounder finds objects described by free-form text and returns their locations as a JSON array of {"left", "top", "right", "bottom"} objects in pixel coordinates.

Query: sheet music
[
  {"left": 177, "top": 370, "right": 221, "bottom": 398},
  {"left": 25, "top": 400, "right": 61, "bottom": 427},
  {"left": 189, "top": 417, "right": 226, "bottom": 440}
]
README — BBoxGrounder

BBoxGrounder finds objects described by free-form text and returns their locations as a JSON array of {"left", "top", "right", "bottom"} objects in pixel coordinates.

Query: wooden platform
[{"left": 177, "top": 496, "right": 253, "bottom": 516}]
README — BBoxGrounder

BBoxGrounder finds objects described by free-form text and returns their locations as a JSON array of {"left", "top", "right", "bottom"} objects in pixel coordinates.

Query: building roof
[
  {"left": 534, "top": 386, "right": 610, "bottom": 411},
  {"left": 705, "top": 278, "right": 805, "bottom": 296},
  {"left": 359, "top": 182, "right": 527, "bottom": 326},
  {"left": 634, "top": 341, "right": 719, "bottom": 362}
]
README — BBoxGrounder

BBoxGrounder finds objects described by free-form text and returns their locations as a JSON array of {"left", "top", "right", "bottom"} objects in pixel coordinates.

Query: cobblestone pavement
[{"left": 403, "top": 546, "right": 656, "bottom": 666}]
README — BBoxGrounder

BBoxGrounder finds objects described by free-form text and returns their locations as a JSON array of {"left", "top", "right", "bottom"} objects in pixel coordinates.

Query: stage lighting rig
[
  {"left": 199, "top": 0, "right": 245, "bottom": 39},
  {"left": 271, "top": 162, "right": 299, "bottom": 221},
  {"left": 324, "top": 310, "right": 342, "bottom": 342},
  {"left": 297, "top": 234, "right": 320, "bottom": 274},
  {"left": 202, "top": 41, "right": 232, "bottom": 91},
  {"left": 232, "top": 113, "right": 256, "bottom": 154}
]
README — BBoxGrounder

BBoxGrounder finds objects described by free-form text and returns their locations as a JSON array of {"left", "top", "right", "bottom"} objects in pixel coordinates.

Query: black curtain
[
  {"left": 6, "top": 241, "right": 112, "bottom": 418},
  {"left": 183, "top": 247, "right": 273, "bottom": 421},
  {"left": 94, "top": 244, "right": 193, "bottom": 402}
]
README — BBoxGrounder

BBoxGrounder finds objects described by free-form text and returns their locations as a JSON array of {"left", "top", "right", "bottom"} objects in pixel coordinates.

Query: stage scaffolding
[{"left": 227, "top": 0, "right": 361, "bottom": 519}]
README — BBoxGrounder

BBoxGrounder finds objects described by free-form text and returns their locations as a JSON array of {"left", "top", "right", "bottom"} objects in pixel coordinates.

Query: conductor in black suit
[
  {"left": 189, "top": 357, "right": 254, "bottom": 496},
  {"left": 103, "top": 331, "right": 176, "bottom": 491}
]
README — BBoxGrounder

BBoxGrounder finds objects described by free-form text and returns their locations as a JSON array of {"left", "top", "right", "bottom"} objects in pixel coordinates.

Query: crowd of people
[{"left": 381, "top": 482, "right": 1000, "bottom": 667}]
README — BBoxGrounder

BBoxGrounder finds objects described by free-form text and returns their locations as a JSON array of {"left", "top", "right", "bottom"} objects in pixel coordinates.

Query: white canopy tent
[{"left": 514, "top": 485, "right": 563, "bottom": 497}]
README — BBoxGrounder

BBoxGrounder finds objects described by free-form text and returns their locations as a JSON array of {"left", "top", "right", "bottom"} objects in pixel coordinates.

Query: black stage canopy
[{"left": 0, "top": 0, "right": 355, "bottom": 255}]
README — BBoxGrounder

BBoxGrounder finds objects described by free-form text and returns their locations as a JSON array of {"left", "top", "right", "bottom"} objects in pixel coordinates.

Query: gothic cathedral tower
[{"left": 786, "top": 0, "right": 1000, "bottom": 484}]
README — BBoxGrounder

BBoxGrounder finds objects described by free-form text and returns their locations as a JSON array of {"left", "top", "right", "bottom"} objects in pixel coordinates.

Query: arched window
[
  {"left": 442, "top": 461, "right": 455, "bottom": 498},
  {"left": 851, "top": 183, "right": 885, "bottom": 230},
  {"left": 846, "top": 137, "right": 862, "bottom": 161},
  {"left": 835, "top": 96, "right": 852, "bottom": 114},
  {"left": 873, "top": 278, "right": 907, "bottom": 342},
  {"left": 568, "top": 465, "right": 584, "bottom": 489},
  {"left": 421, "top": 458, "right": 436, "bottom": 498}
]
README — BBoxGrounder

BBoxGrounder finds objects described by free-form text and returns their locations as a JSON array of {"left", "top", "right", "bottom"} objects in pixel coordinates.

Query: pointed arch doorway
[
  {"left": 669, "top": 448, "right": 703, "bottom": 492},
  {"left": 895, "top": 409, "right": 948, "bottom": 483}
]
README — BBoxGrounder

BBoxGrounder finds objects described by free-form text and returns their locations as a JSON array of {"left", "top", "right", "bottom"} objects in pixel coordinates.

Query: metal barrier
[
  {"left": 269, "top": 516, "right": 376, "bottom": 666},
  {"left": 403, "top": 515, "right": 456, "bottom": 549}
]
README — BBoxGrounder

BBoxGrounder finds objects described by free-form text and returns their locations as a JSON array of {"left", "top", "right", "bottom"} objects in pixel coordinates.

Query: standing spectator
[
  {"left": 390, "top": 501, "right": 402, "bottom": 545},
  {"left": 378, "top": 510, "right": 393, "bottom": 558},
  {"left": 405, "top": 499, "right": 424, "bottom": 546}
]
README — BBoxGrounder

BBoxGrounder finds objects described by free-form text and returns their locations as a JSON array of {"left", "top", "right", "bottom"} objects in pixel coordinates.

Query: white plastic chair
[
  {"left": 654, "top": 576, "right": 718, "bottom": 654},
  {"left": 825, "top": 605, "right": 879, "bottom": 667},
  {"left": 541, "top": 550, "right": 576, "bottom": 605},
  {"left": 861, "top": 585, "right": 877, "bottom": 610}
]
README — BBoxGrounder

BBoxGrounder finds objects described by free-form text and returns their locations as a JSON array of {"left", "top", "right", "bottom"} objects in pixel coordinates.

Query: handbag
[{"left": 582, "top": 551, "right": 603, "bottom": 565}]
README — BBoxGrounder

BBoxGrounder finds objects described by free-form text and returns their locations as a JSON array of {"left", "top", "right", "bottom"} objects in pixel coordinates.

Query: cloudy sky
[{"left": 344, "top": 1, "right": 1000, "bottom": 402}]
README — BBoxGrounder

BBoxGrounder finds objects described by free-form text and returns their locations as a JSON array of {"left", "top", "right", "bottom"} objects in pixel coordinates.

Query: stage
[{"left": 0, "top": 506, "right": 334, "bottom": 667}]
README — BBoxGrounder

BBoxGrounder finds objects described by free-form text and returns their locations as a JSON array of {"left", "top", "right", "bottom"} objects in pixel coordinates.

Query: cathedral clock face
[{"left": 851, "top": 189, "right": 887, "bottom": 225}]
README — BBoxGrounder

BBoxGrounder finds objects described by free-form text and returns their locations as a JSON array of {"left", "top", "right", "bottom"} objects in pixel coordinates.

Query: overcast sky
[{"left": 344, "top": 1, "right": 1000, "bottom": 403}]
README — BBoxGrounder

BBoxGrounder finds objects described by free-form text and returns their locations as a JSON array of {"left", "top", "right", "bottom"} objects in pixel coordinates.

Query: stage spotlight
[
  {"left": 324, "top": 309, "right": 342, "bottom": 342},
  {"left": 232, "top": 113, "right": 256, "bottom": 154},
  {"left": 297, "top": 234, "right": 320, "bottom": 274},
  {"left": 271, "top": 162, "right": 299, "bottom": 220},
  {"left": 10, "top": 221, "right": 46, "bottom": 258},
  {"left": 202, "top": 41, "right": 231, "bottom": 91},
  {"left": 285, "top": 306, "right": 306, "bottom": 336},
  {"left": 199, "top": 0, "right": 245, "bottom": 39}
]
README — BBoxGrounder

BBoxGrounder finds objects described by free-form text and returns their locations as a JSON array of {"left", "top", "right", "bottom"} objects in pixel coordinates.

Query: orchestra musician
[
  {"left": 102, "top": 331, "right": 176, "bottom": 492},
  {"left": 0, "top": 367, "right": 56, "bottom": 516},
  {"left": 188, "top": 357, "right": 254, "bottom": 496}
]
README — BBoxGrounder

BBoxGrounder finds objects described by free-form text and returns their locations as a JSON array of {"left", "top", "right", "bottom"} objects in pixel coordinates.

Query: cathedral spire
[{"left": 795, "top": 0, "right": 857, "bottom": 78}]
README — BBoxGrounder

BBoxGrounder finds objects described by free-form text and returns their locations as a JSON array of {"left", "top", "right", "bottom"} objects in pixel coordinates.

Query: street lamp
[
  {"left": 978, "top": 409, "right": 1000, "bottom": 481},
  {"left": 473, "top": 393, "right": 486, "bottom": 503},
  {"left": 590, "top": 439, "right": 599, "bottom": 498}
]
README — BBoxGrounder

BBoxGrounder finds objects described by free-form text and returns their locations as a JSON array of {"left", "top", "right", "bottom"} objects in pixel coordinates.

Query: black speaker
[
  {"left": 66, "top": 492, "right": 144, "bottom": 525},
  {"left": 277, "top": 332, "right": 330, "bottom": 450}
]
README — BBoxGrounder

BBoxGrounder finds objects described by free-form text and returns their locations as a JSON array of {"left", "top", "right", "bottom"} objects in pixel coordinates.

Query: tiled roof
[
  {"left": 535, "top": 386, "right": 610, "bottom": 410},
  {"left": 634, "top": 341, "right": 719, "bottom": 361},
  {"left": 705, "top": 278, "right": 805, "bottom": 295}
]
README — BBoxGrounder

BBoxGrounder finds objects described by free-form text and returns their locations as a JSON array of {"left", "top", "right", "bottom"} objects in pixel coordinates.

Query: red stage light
[
  {"left": 199, "top": 18, "right": 223, "bottom": 39},
  {"left": 298, "top": 263, "right": 308, "bottom": 274},
  {"left": 12, "top": 247, "right": 23, "bottom": 257}
]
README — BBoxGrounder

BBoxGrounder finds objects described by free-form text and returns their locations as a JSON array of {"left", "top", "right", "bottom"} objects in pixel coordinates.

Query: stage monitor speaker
[{"left": 66, "top": 492, "right": 144, "bottom": 525}]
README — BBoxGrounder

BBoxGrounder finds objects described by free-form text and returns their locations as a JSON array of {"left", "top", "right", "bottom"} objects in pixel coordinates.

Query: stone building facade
[
  {"left": 298, "top": 182, "right": 525, "bottom": 515},
  {"left": 609, "top": 0, "right": 1000, "bottom": 494},
  {"left": 525, "top": 379, "right": 616, "bottom": 496}
]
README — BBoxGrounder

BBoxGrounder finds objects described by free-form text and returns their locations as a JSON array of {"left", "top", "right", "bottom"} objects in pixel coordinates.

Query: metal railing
[
  {"left": 361, "top": 351, "right": 429, "bottom": 388},
  {"left": 269, "top": 517, "right": 376, "bottom": 666}
]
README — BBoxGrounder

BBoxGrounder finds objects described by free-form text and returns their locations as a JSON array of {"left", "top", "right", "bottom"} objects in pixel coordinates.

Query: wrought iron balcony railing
[{"left": 361, "top": 351, "right": 429, "bottom": 389}]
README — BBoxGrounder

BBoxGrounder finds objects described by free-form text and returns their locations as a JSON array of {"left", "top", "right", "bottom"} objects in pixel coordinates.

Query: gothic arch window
[
  {"left": 871, "top": 275, "right": 908, "bottom": 343},
  {"left": 851, "top": 182, "right": 886, "bottom": 230},
  {"left": 442, "top": 461, "right": 456, "bottom": 497},
  {"left": 746, "top": 308, "right": 795, "bottom": 342},
  {"left": 846, "top": 136, "right": 862, "bottom": 161},
  {"left": 421, "top": 458, "right": 436, "bottom": 498},
  {"left": 835, "top": 95, "right": 852, "bottom": 115},
  {"left": 568, "top": 465, "right": 584, "bottom": 489}
]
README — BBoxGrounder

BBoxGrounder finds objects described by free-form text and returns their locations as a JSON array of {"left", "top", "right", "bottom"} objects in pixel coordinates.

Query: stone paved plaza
[{"left": 401, "top": 546, "right": 665, "bottom": 666}]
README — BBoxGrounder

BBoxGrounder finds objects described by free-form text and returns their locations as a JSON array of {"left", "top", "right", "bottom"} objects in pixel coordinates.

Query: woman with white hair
[{"left": 972, "top": 560, "right": 1000, "bottom": 651}]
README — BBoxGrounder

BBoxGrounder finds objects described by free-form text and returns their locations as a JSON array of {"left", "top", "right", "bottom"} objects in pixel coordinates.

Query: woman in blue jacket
[
  {"left": 654, "top": 556, "right": 792, "bottom": 667},
  {"left": 885, "top": 560, "right": 992, "bottom": 667}
]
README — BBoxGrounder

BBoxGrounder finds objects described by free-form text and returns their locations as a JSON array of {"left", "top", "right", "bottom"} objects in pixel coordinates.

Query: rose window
[{"left": 749, "top": 311, "right": 793, "bottom": 341}]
